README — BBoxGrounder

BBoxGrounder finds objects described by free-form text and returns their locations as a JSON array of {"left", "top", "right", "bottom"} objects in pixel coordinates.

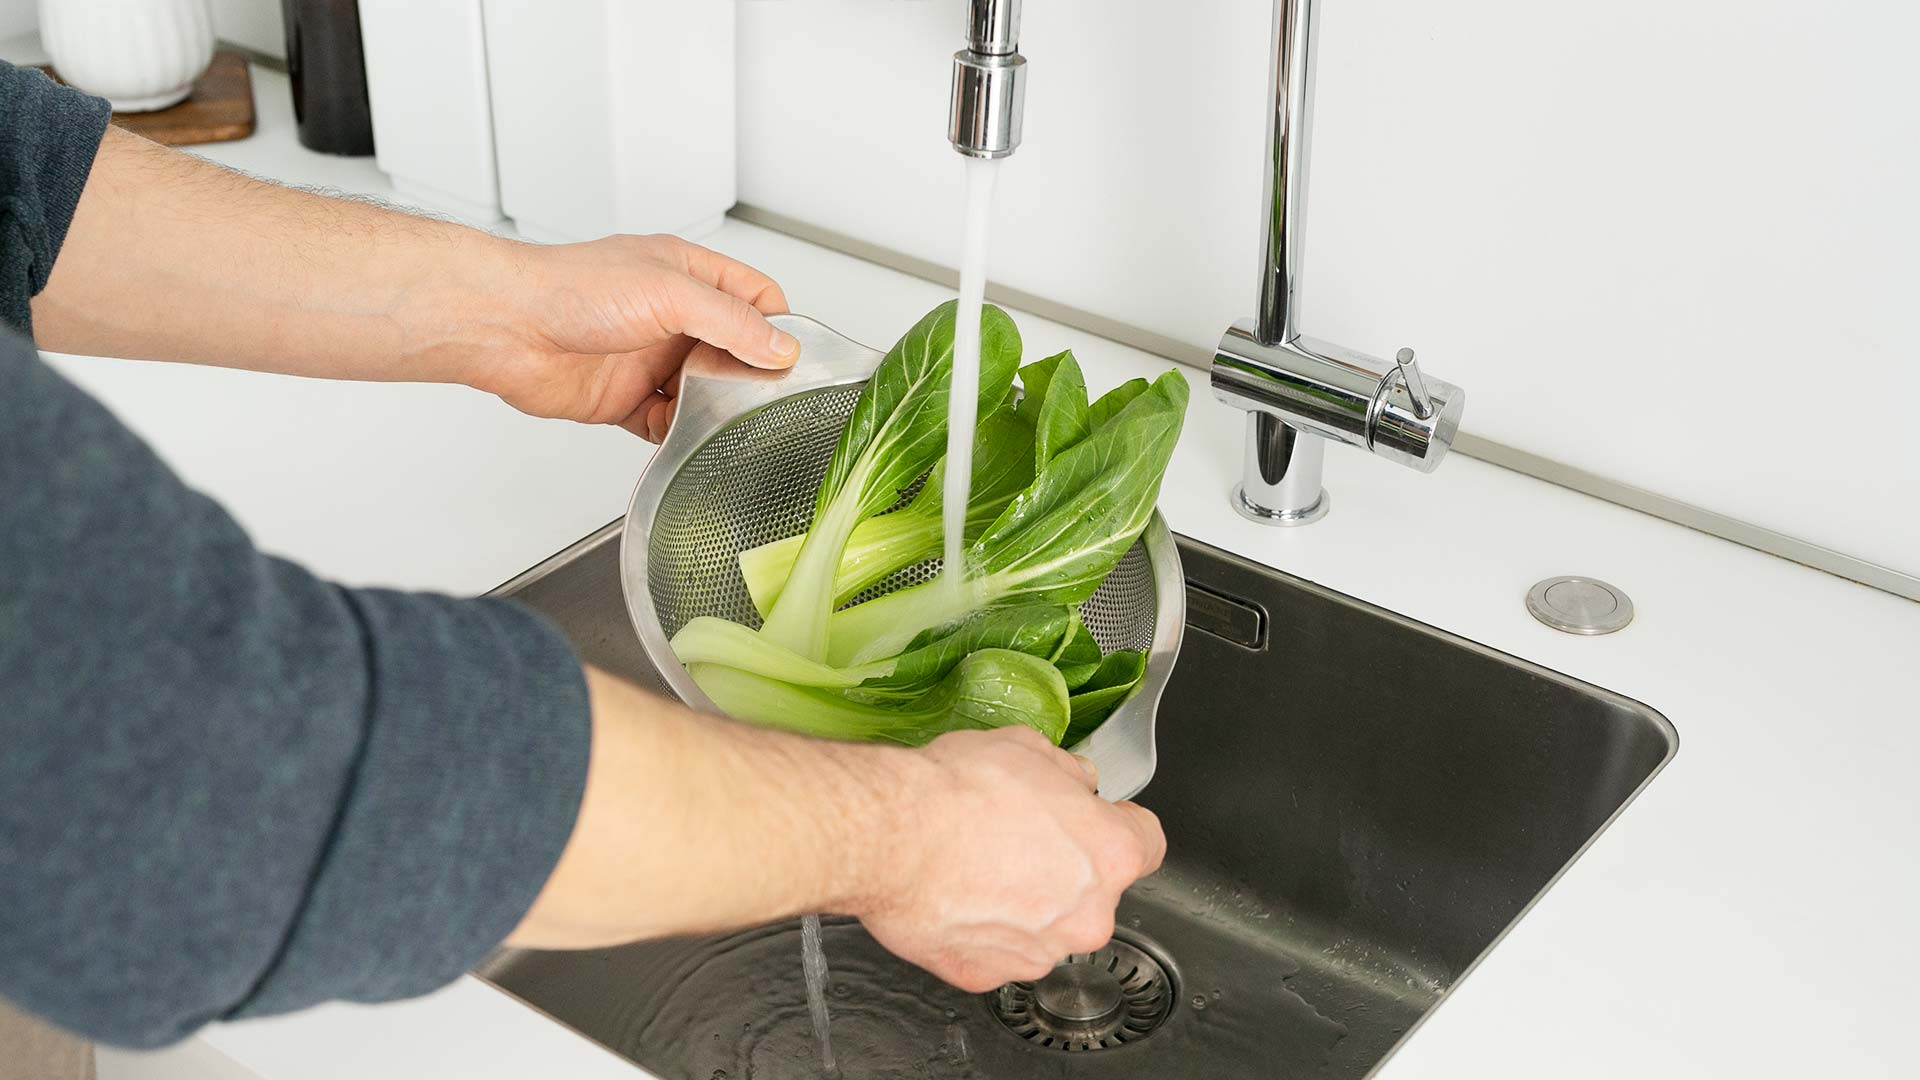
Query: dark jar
[{"left": 279, "top": 0, "right": 374, "bottom": 155}]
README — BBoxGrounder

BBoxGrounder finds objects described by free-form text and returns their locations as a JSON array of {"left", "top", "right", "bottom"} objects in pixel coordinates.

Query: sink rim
[{"left": 1172, "top": 533, "right": 1679, "bottom": 753}]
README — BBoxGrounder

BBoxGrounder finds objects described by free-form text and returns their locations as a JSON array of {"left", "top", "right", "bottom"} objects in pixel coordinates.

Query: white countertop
[{"left": 50, "top": 63, "right": 1920, "bottom": 1080}]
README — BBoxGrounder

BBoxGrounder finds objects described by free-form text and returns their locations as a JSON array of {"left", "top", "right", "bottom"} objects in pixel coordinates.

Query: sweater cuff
[
  {"left": 0, "top": 61, "right": 110, "bottom": 296},
  {"left": 233, "top": 592, "right": 591, "bottom": 1016}
]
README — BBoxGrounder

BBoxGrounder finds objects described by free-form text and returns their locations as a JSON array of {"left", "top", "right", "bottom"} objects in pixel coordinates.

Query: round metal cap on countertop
[{"left": 1527, "top": 576, "right": 1634, "bottom": 635}]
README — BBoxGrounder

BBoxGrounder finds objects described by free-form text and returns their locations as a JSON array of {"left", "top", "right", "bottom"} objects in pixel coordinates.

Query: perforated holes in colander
[{"left": 646, "top": 386, "right": 861, "bottom": 636}]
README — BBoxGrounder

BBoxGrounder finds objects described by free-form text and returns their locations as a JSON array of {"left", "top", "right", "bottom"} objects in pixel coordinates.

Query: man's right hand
[
  {"left": 512, "top": 670, "right": 1164, "bottom": 994},
  {"left": 855, "top": 726, "right": 1167, "bottom": 992}
]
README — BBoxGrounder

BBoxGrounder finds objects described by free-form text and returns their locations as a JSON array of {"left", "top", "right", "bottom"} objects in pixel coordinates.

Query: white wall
[
  {"left": 736, "top": 0, "right": 1920, "bottom": 578},
  {"left": 210, "top": 0, "right": 284, "bottom": 58},
  {"left": 0, "top": 0, "right": 35, "bottom": 39}
]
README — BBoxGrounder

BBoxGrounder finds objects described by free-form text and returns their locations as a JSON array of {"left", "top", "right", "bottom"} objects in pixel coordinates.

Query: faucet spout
[
  {"left": 1258, "top": 0, "right": 1316, "bottom": 345},
  {"left": 966, "top": 0, "right": 1022, "bottom": 56},
  {"left": 949, "top": 0, "right": 1026, "bottom": 158}
]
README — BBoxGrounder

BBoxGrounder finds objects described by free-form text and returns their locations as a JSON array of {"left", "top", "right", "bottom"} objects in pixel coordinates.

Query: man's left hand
[{"left": 464, "top": 234, "right": 798, "bottom": 441}]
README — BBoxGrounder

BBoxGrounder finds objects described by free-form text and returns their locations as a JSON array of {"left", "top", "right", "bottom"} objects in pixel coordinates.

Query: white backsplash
[
  {"left": 19, "top": 0, "right": 1912, "bottom": 576},
  {"left": 736, "top": 0, "right": 1919, "bottom": 578},
  {"left": 0, "top": 0, "right": 34, "bottom": 39},
  {"left": 207, "top": 0, "right": 282, "bottom": 58}
]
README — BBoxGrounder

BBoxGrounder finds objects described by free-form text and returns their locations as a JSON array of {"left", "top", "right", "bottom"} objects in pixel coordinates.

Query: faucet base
[
  {"left": 1233, "top": 483, "right": 1330, "bottom": 527},
  {"left": 1231, "top": 410, "right": 1330, "bottom": 525}
]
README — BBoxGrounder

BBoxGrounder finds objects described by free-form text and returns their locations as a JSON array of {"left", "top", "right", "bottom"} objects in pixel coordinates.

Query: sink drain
[{"left": 988, "top": 934, "right": 1175, "bottom": 1051}]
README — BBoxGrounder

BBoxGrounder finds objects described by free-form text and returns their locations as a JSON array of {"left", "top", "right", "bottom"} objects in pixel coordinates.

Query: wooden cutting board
[{"left": 40, "top": 51, "right": 256, "bottom": 146}]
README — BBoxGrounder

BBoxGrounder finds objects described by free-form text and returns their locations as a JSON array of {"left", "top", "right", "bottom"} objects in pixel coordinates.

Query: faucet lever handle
[{"left": 1393, "top": 347, "right": 1435, "bottom": 420}]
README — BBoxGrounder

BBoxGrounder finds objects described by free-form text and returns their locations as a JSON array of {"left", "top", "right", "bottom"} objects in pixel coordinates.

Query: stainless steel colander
[{"left": 620, "top": 313, "right": 1182, "bottom": 801}]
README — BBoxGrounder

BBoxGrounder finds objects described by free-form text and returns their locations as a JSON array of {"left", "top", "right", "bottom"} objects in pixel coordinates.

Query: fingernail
[{"left": 770, "top": 328, "right": 800, "bottom": 364}]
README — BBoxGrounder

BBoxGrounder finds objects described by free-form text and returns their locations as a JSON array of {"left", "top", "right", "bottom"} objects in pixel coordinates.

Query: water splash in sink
[
  {"left": 799, "top": 914, "right": 839, "bottom": 1077},
  {"left": 488, "top": 885, "right": 1359, "bottom": 1079}
]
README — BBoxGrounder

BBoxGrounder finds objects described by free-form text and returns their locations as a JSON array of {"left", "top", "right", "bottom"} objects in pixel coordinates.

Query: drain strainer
[{"left": 988, "top": 935, "right": 1175, "bottom": 1051}]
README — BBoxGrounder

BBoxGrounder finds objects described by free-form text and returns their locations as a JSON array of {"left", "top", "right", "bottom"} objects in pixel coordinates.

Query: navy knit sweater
[{"left": 0, "top": 60, "right": 591, "bottom": 1048}]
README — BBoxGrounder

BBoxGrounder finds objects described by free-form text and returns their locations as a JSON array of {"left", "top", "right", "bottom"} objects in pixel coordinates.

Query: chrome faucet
[
  {"left": 1212, "top": 0, "right": 1465, "bottom": 524},
  {"left": 949, "top": 0, "right": 1025, "bottom": 158},
  {"left": 942, "top": 0, "right": 1456, "bottom": 524}
]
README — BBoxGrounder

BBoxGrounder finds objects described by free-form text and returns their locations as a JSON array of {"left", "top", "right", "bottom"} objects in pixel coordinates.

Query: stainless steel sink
[{"left": 479, "top": 523, "right": 1676, "bottom": 1078}]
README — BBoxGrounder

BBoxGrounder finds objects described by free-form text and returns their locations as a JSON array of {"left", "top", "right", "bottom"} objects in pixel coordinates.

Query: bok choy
[{"left": 667, "top": 300, "right": 1184, "bottom": 750}]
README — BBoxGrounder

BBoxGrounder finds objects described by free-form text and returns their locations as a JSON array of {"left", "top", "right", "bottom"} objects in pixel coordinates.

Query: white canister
[
  {"left": 38, "top": 0, "right": 215, "bottom": 112},
  {"left": 359, "top": 0, "right": 503, "bottom": 224},
  {"left": 481, "top": 0, "right": 735, "bottom": 242}
]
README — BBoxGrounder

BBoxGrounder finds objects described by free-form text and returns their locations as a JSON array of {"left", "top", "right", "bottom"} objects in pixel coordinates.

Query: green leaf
[
  {"left": 853, "top": 604, "right": 1076, "bottom": 700},
  {"left": 947, "top": 650, "right": 1071, "bottom": 746},
  {"left": 1031, "top": 351, "right": 1091, "bottom": 470},
  {"left": 813, "top": 300, "right": 1019, "bottom": 522},
  {"left": 1014, "top": 351, "right": 1065, "bottom": 429},
  {"left": 759, "top": 300, "right": 1021, "bottom": 659},
  {"left": 1088, "top": 377, "right": 1151, "bottom": 430},
  {"left": 1064, "top": 650, "right": 1148, "bottom": 745},
  {"left": 971, "top": 369, "right": 1187, "bottom": 602},
  {"left": 827, "top": 368, "right": 1189, "bottom": 666},
  {"left": 901, "top": 404, "right": 1037, "bottom": 525},
  {"left": 689, "top": 647, "right": 1070, "bottom": 747},
  {"left": 1048, "top": 613, "right": 1103, "bottom": 691}
]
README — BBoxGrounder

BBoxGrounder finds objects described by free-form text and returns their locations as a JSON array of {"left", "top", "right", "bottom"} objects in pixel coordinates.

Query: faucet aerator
[{"left": 948, "top": 48, "right": 1026, "bottom": 160}]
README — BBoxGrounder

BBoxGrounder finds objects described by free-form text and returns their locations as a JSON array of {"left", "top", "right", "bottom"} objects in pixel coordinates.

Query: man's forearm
[
  {"left": 509, "top": 668, "right": 914, "bottom": 948},
  {"left": 30, "top": 125, "right": 517, "bottom": 384}
]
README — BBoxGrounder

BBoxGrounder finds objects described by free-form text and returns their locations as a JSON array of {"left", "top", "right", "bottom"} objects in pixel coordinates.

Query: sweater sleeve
[
  {"left": 0, "top": 331, "right": 593, "bottom": 1047},
  {"left": 0, "top": 58, "right": 110, "bottom": 336}
]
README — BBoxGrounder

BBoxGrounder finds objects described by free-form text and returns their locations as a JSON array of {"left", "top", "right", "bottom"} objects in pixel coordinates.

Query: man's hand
[
  {"left": 465, "top": 235, "right": 799, "bottom": 441},
  {"left": 512, "top": 671, "right": 1166, "bottom": 995},
  {"left": 855, "top": 726, "right": 1167, "bottom": 992}
]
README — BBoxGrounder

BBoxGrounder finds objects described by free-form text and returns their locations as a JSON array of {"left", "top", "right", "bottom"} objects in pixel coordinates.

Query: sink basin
[{"left": 480, "top": 523, "right": 1676, "bottom": 1078}]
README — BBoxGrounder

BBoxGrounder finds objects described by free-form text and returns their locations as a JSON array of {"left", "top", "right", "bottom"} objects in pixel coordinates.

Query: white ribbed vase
[{"left": 39, "top": 0, "right": 215, "bottom": 112}]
